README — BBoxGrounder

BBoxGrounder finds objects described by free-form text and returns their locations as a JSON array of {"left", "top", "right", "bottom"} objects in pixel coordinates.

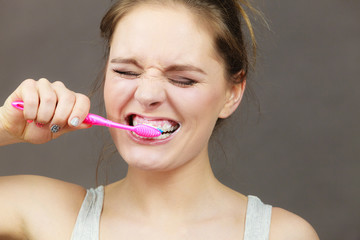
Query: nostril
[
  {"left": 149, "top": 101, "right": 160, "bottom": 107},
  {"left": 134, "top": 79, "right": 166, "bottom": 109}
]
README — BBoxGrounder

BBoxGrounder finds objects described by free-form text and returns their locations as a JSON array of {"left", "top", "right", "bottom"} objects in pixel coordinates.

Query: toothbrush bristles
[{"left": 135, "top": 125, "right": 163, "bottom": 137}]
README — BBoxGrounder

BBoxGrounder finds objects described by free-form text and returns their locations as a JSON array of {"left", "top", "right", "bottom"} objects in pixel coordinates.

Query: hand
[{"left": 0, "top": 78, "right": 91, "bottom": 145}]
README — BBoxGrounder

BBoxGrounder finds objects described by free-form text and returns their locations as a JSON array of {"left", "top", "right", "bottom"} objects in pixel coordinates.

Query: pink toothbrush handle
[
  {"left": 11, "top": 100, "right": 162, "bottom": 138},
  {"left": 83, "top": 114, "right": 136, "bottom": 131},
  {"left": 84, "top": 114, "right": 162, "bottom": 137},
  {"left": 11, "top": 101, "right": 24, "bottom": 110},
  {"left": 83, "top": 113, "right": 111, "bottom": 126}
]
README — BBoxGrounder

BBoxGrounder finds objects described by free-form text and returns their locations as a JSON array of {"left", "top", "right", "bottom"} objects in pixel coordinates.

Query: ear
[{"left": 218, "top": 72, "right": 246, "bottom": 119}]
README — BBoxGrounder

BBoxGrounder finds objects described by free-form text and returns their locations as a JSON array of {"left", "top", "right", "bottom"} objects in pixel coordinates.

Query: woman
[{"left": 0, "top": 0, "right": 319, "bottom": 239}]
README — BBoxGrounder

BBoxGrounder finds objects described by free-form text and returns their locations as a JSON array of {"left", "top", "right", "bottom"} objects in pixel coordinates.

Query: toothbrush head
[{"left": 133, "top": 124, "right": 163, "bottom": 138}]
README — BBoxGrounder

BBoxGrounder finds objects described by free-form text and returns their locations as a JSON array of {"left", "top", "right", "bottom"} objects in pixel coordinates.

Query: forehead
[{"left": 109, "top": 4, "right": 222, "bottom": 67}]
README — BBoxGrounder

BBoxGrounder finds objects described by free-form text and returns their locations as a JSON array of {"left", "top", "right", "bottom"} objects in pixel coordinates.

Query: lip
[{"left": 125, "top": 113, "right": 181, "bottom": 145}]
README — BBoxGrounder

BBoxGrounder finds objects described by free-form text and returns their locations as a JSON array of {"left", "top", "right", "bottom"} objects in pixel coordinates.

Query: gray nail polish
[
  {"left": 50, "top": 124, "right": 60, "bottom": 133},
  {"left": 70, "top": 117, "right": 80, "bottom": 127}
]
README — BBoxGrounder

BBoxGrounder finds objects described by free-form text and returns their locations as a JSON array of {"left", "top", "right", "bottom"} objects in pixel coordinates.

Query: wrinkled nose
[{"left": 134, "top": 77, "right": 166, "bottom": 110}]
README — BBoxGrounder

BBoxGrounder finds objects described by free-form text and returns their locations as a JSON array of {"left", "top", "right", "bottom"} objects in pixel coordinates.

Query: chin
[{"left": 123, "top": 154, "right": 178, "bottom": 172}]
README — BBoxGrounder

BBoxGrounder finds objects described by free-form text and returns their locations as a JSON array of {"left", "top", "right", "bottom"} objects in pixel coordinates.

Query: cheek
[
  {"left": 175, "top": 87, "right": 225, "bottom": 121},
  {"left": 103, "top": 74, "right": 135, "bottom": 119}
]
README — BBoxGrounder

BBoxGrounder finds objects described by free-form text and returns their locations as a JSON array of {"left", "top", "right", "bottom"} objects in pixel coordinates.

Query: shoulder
[
  {"left": 0, "top": 175, "right": 86, "bottom": 238},
  {"left": 269, "top": 207, "right": 319, "bottom": 240},
  {"left": 0, "top": 174, "right": 86, "bottom": 206}
]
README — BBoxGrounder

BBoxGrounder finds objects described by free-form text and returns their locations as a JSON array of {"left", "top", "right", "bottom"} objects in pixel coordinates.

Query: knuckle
[
  {"left": 64, "top": 92, "right": 76, "bottom": 102},
  {"left": 38, "top": 78, "right": 50, "bottom": 84},
  {"left": 76, "top": 93, "right": 90, "bottom": 104},
  {"left": 21, "top": 79, "right": 36, "bottom": 87},
  {"left": 26, "top": 99, "right": 38, "bottom": 109},
  {"left": 61, "top": 94, "right": 76, "bottom": 108},
  {"left": 41, "top": 93, "right": 57, "bottom": 105},
  {"left": 52, "top": 81, "right": 65, "bottom": 88}
]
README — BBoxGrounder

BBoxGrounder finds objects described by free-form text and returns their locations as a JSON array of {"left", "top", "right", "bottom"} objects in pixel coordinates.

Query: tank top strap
[
  {"left": 71, "top": 185, "right": 104, "bottom": 240},
  {"left": 243, "top": 195, "right": 272, "bottom": 240}
]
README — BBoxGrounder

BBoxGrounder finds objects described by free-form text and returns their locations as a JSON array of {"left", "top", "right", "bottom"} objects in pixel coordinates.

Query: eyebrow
[
  {"left": 110, "top": 57, "right": 207, "bottom": 75},
  {"left": 165, "top": 64, "right": 207, "bottom": 75},
  {"left": 110, "top": 57, "right": 142, "bottom": 68}
]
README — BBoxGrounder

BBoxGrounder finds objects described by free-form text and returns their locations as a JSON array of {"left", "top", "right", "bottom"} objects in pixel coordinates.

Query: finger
[
  {"left": 49, "top": 81, "right": 76, "bottom": 133},
  {"left": 68, "top": 93, "right": 91, "bottom": 128},
  {"left": 36, "top": 78, "right": 57, "bottom": 124},
  {"left": 0, "top": 79, "right": 39, "bottom": 141},
  {"left": 18, "top": 79, "right": 39, "bottom": 121}
]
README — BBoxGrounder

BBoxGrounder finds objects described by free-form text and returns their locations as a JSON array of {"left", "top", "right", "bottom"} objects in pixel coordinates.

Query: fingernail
[
  {"left": 36, "top": 122, "right": 45, "bottom": 128},
  {"left": 50, "top": 124, "right": 60, "bottom": 133},
  {"left": 70, "top": 117, "right": 80, "bottom": 127},
  {"left": 27, "top": 120, "right": 34, "bottom": 123}
]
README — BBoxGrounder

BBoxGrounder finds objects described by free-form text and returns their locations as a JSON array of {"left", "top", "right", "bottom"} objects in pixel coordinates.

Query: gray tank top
[{"left": 71, "top": 186, "right": 272, "bottom": 240}]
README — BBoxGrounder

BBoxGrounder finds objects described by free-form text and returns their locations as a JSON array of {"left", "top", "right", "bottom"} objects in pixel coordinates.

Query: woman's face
[{"left": 104, "top": 4, "right": 243, "bottom": 171}]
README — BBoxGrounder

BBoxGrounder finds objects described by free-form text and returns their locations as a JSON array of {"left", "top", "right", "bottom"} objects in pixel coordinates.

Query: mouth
[{"left": 127, "top": 114, "right": 180, "bottom": 140}]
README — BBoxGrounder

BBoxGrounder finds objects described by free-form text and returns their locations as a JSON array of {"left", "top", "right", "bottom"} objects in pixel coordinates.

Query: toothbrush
[{"left": 11, "top": 101, "right": 163, "bottom": 138}]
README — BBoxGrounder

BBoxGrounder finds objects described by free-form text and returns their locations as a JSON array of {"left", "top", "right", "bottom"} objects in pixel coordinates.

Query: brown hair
[
  {"left": 94, "top": 0, "right": 263, "bottom": 184},
  {"left": 100, "top": 0, "right": 260, "bottom": 83}
]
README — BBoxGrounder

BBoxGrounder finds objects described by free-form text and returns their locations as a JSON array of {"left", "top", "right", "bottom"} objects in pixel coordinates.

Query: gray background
[{"left": 0, "top": 1, "right": 359, "bottom": 239}]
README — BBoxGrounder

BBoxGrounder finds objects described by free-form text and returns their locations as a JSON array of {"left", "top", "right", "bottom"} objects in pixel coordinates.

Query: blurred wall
[{"left": 0, "top": 1, "right": 359, "bottom": 239}]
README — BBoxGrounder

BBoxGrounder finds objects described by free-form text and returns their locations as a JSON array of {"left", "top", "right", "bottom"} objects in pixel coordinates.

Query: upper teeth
[{"left": 132, "top": 115, "right": 179, "bottom": 133}]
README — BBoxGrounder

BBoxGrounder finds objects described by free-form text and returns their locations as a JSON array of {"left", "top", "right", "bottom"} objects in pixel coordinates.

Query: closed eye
[
  {"left": 168, "top": 77, "right": 196, "bottom": 87},
  {"left": 113, "top": 70, "right": 141, "bottom": 79}
]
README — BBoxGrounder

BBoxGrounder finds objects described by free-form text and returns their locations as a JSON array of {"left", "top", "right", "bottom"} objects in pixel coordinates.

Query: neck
[{"left": 112, "top": 149, "right": 223, "bottom": 220}]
